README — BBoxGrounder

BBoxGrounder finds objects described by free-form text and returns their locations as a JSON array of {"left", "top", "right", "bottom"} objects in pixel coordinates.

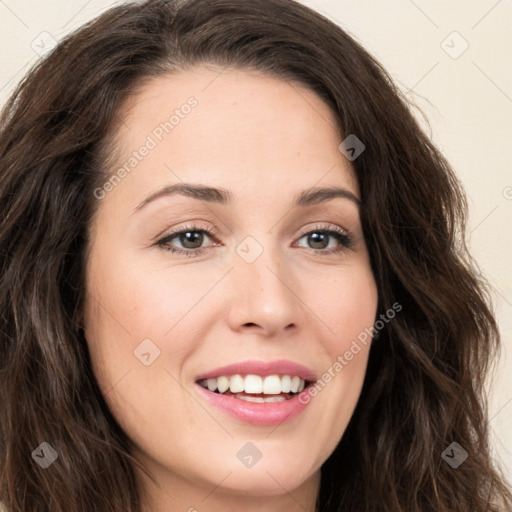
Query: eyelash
[{"left": 155, "top": 223, "right": 354, "bottom": 258}]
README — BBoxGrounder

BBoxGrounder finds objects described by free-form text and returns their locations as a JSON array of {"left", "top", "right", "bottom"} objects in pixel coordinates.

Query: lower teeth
[
  {"left": 235, "top": 394, "right": 286, "bottom": 403},
  {"left": 216, "top": 390, "right": 293, "bottom": 402}
]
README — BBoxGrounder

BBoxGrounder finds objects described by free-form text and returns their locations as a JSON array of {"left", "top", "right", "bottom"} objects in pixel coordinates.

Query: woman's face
[{"left": 84, "top": 66, "right": 378, "bottom": 509}]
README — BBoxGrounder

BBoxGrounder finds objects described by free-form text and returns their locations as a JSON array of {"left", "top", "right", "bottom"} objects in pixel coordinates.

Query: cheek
[
  {"left": 324, "top": 263, "right": 377, "bottom": 399},
  {"left": 83, "top": 248, "right": 211, "bottom": 418},
  {"left": 84, "top": 243, "right": 187, "bottom": 344},
  {"left": 83, "top": 246, "right": 167, "bottom": 395},
  {"left": 296, "top": 262, "right": 377, "bottom": 461},
  {"left": 305, "top": 260, "right": 378, "bottom": 343}
]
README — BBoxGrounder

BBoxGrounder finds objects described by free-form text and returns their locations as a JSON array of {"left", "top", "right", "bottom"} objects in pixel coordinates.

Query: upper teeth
[{"left": 199, "top": 374, "right": 306, "bottom": 394}]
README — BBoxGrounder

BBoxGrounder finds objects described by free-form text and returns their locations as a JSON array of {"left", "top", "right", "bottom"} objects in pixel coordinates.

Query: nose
[{"left": 225, "top": 242, "right": 302, "bottom": 338}]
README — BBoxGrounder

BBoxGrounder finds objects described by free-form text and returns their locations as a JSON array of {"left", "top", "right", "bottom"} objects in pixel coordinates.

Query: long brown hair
[{"left": 0, "top": 1, "right": 510, "bottom": 510}]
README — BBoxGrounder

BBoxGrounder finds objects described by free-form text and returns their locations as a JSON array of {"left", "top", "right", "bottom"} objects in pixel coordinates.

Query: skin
[{"left": 83, "top": 65, "right": 378, "bottom": 512}]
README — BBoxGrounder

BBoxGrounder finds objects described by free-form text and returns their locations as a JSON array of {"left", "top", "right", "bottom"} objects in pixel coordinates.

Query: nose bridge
[{"left": 227, "top": 233, "right": 300, "bottom": 333}]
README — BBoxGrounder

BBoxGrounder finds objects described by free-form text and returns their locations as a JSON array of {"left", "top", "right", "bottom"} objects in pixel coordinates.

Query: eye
[
  {"left": 294, "top": 224, "right": 353, "bottom": 255},
  {"left": 154, "top": 222, "right": 354, "bottom": 258},
  {"left": 155, "top": 223, "right": 217, "bottom": 258}
]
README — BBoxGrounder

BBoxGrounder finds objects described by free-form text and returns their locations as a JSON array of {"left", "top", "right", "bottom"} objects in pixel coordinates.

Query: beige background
[{"left": 0, "top": 0, "right": 510, "bottom": 482}]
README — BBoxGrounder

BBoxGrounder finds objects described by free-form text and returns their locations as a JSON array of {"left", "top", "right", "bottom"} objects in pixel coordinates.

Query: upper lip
[{"left": 195, "top": 359, "right": 317, "bottom": 382}]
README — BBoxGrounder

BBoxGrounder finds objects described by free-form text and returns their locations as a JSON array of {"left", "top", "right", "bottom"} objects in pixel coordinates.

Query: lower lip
[{"left": 195, "top": 384, "right": 312, "bottom": 426}]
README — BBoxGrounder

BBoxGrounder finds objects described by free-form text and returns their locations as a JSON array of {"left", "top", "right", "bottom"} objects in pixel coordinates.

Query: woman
[{"left": 0, "top": 0, "right": 510, "bottom": 510}]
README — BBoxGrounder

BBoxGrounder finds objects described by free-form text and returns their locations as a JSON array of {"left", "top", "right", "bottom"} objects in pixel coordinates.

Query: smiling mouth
[{"left": 196, "top": 375, "right": 313, "bottom": 403}]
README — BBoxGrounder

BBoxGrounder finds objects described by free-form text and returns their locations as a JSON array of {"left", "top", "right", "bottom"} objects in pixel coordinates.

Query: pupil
[
  {"left": 309, "top": 232, "right": 328, "bottom": 249},
  {"left": 181, "top": 231, "right": 203, "bottom": 249}
]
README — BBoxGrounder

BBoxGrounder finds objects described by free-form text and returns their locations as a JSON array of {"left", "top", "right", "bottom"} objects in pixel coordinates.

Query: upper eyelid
[
  {"left": 160, "top": 222, "right": 349, "bottom": 239},
  {"left": 296, "top": 223, "right": 350, "bottom": 236}
]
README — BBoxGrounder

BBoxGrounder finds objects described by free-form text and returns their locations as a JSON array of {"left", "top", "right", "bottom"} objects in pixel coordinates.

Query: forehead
[{"left": 103, "top": 65, "right": 359, "bottom": 210}]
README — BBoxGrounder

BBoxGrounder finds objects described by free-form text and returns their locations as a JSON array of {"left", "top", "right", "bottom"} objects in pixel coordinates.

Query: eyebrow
[{"left": 132, "top": 183, "right": 361, "bottom": 214}]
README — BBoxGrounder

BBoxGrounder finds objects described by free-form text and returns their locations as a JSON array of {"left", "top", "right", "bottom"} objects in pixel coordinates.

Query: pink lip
[
  {"left": 195, "top": 359, "right": 317, "bottom": 382},
  {"left": 195, "top": 383, "right": 313, "bottom": 426}
]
